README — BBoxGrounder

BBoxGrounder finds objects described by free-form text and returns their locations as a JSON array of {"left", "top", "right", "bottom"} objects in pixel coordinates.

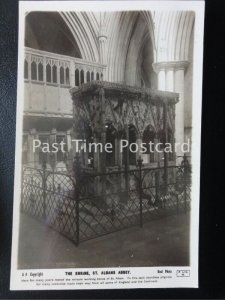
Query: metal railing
[{"left": 21, "top": 156, "right": 191, "bottom": 245}]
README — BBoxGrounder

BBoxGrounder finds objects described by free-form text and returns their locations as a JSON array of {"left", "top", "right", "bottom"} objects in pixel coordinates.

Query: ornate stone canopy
[
  {"left": 70, "top": 81, "right": 179, "bottom": 139},
  {"left": 70, "top": 81, "right": 179, "bottom": 171}
]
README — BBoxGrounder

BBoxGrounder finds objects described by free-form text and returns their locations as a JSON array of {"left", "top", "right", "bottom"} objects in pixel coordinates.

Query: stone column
[
  {"left": 98, "top": 25, "right": 107, "bottom": 65},
  {"left": 166, "top": 68, "right": 174, "bottom": 92},
  {"left": 98, "top": 22, "right": 107, "bottom": 80},
  {"left": 158, "top": 69, "right": 166, "bottom": 91},
  {"left": 174, "top": 67, "right": 185, "bottom": 157},
  {"left": 173, "top": 62, "right": 189, "bottom": 156},
  {"left": 153, "top": 61, "right": 188, "bottom": 157}
]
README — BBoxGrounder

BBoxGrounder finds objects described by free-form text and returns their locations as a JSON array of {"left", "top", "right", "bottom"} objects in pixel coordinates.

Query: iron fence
[{"left": 21, "top": 156, "right": 191, "bottom": 245}]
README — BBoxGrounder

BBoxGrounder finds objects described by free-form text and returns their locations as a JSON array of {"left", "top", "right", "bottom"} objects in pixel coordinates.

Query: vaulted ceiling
[{"left": 25, "top": 10, "right": 194, "bottom": 84}]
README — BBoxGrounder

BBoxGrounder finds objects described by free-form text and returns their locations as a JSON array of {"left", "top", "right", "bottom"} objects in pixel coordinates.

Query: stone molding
[{"left": 152, "top": 61, "right": 189, "bottom": 73}]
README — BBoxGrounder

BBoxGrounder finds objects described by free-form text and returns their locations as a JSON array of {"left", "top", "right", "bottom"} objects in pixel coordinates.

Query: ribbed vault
[
  {"left": 60, "top": 11, "right": 100, "bottom": 61},
  {"left": 153, "top": 11, "right": 195, "bottom": 62}
]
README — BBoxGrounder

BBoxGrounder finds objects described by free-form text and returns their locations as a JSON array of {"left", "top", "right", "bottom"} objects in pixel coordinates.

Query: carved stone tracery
[{"left": 71, "top": 81, "right": 178, "bottom": 170}]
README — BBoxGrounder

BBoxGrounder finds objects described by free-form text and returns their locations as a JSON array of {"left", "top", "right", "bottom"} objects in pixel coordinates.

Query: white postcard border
[{"left": 10, "top": 0, "right": 205, "bottom": 290}]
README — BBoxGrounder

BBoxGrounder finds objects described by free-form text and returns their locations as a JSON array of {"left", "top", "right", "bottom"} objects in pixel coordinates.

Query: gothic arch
[
  {"left": 59, "top": 11, "right": 100, "bottom": 61},
  {"left": 105, "top": 11, "right": 155, "bottom": 83},
  {"left": 25, "top": 12, "right": 82, "bottom": 58},
  {"left": 125, "top": 15, "right": 156, "bottom": 88},
  {"left": 143, "top": 124, "right": 156, "bottom": 137}
]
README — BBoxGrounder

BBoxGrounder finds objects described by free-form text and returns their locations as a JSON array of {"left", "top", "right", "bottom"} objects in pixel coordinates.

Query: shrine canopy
[
  {"left": 70, "top": 81, "right": 179, "bottom": 106},
  {"left": 70, "top": 81, "right": 179, "bottom": 170},
  {"left": 70, "top": 81, "right": 179, "bottom": 139}
]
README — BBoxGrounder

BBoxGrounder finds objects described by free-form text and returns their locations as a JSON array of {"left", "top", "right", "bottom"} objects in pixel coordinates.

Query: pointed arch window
[
  {"left": 80, "top": 70, "right": 84, "bottom": 84},
  {"left": 52, "top": 65, "right": 57, "bottom": 83},
  {"left": 87, "top": 71, "right": 90, "bottom": 82},
  {"left": 75, "top": 69, "right": 79, "bottom": 86},
  {"left": 60, "top": 66, "right": 64, "bottom": 84},
  {"left": 46, "top": 64, "right": 51, "bottom": 83},
  {"left": 65, "top": 67, "right": 70, "bottom": 85},
  {"left": 38, "top": 62, "right": 43, "bottom": 81},
  {"left": 31, "top": 61, "right": 37, "bottom": 80}
]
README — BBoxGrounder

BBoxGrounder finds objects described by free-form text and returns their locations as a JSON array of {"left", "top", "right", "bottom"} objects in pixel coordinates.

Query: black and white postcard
[{"left": 10, "top": 0, "right": 205, "bottom": 290}]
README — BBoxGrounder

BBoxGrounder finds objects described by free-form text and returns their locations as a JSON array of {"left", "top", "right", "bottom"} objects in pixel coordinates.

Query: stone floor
[{"left": 18, "top": 212, "right": 190, "bottom": 269}]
